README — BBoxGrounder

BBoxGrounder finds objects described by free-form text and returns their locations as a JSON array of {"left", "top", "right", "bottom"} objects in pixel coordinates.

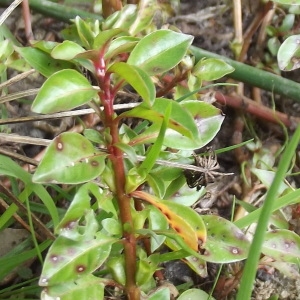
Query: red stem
[
  {"left": 215, "top": 92, "right": 297, "bottom": 129},
  {"left": 94, "top": 52, "right": 139, "bottom": 299}
]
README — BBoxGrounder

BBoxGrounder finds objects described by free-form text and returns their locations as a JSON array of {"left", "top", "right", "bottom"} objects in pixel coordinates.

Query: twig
[
  {"left": 0, "top": 147, "right": 39, "bottom": 166},
  {"left": 0, "top": 0, "right": 22, "bottom": 26},
  {"left": 22, "top": 0, "right": 33, "bottom": 40},
  {"left": 0, "top": 197, "right": 42, "bottom": 240},
  {"left": 0, "top": 104, "right": 139, "bottom": 125},
  {"left": 0, "top": 132, "right": 234, "bottom": 174},
  {"left": 0, "top": 69, "right": 36, "bottom": 91},
  {"left": 215, "top": 92, "right": 299, "bottom": 129},
  {"left": 0, "top": 0, "right": 102, "bottom": 22},
  {"left": 0, "top": 184, "right": 55, "bottom": 241}
]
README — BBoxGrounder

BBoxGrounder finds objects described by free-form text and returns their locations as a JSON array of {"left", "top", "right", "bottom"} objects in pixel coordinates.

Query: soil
[{"left": 1, "top": 1, "right": 300, "bottom": 299}]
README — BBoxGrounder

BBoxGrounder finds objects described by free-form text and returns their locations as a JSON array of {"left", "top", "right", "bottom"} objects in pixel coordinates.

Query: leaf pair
[{"left": 29, "top": 29, "right": 193, "bottom": 114}]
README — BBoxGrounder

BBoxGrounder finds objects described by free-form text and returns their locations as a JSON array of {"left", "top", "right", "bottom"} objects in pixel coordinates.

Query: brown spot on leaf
[
  {"left": 67, "top": 247, "right": 77, "bottom": 255},
  {"left": 40, "top": 277, "right": 49, "bottom": 286},
  {"left": 62, "top": 221, "right": 77, "bottom": 230},
  {"left": 76, "top": 265, "right": 86, "bottom": 273},
  {"left": 173, "top": 226, "right": 181, "bottom": 233},
  {"left": 91, "top": 160, "right": 99, "bottom": 167},
  {"left": 55, "top": 138, "right": 63, "bottom": 151},
  {"left": 164, "top": 212, "right": 170, "bottom": 220},
  {"left": 229, "top": 247, "right": 240, "bottom": 255},
  {"left": 284, "top": 240, "right": 295, "bottom": 249},
  {"left": 50, "top": 254, "right": 60, "bottom": 264},
  {"left": 170, "top": 120, "right": 180, "bottom": 127},
  {"left": 152, "top": 66, "right": 163, "bottom": 73}
]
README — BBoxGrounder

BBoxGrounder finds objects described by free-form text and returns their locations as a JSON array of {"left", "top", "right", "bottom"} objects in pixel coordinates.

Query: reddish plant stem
[
  {"left": 109, "top": 144, "right": 139, "bottom": 298},
  {"left": 215, "top": 91, "right": 299, "bottom": 129},
  {"left": 156, "top": 70, "right": 189, "bottom": 97},
  {"left": 95, "top": 53, "right": 139, "bottom": 299},
  {"left": 22, "top": 0, "right": 33, "bottom": 40},
  {"left": 102, "top": 0, "right": 122, "bottom": 18}
]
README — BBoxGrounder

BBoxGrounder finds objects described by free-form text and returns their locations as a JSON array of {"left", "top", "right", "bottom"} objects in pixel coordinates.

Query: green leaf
[
  {"left": 151, "top": 161, "right": 183, "bottom": 182},
  {"left": 129, "top": 100, "right": 224, "bottom": 150},
  {"left": 41, "top": 275, "right": 105, "bottom": 300},
  {"left": 279, "top": 14, "right": 295, "bottom": 33},
  {"left": 146, "top": 172, "right": 167, "bottom": 198},
  {"left": 265, "top": 261, "right": 300, "bottom": 279},
  {"left": 108, "top": 62, "right": 155, "bottom": 106},
  {"left": 40, "top": 228, "right": 115, "bottom": 285},
  {"left": 32, "top": 69, "right": 98, "bottom": 113},
  {"left": 129, "top": 0, "right": 156, "bottom": 36},
  {"left": 74, "top": 16, "right": 95, "bottom": 49},
  {"left": 161, "top": 199, "right": 207, "bottom": 244},
  {"left": 15, "top": 46, "right": 74, "bottom": 77},
  {"left": 177, "top": 289, "right": 216, "bottom": 300},
  {"left": 51, "top": 41, "right": 85, "bottom": 60},
  {"left": 180, "top": 100, "right": 225, "bottom": 149},
  {"left": 93, "top": 28, "right": 125, "bottom": 49},
  {"left": 193, "top": 58, "right": 234, "bottom": 81},
  {"left": 136, "top": 254, "right": 158, "bottom": 286},
  {"left": 106, "top": 256, "right": 126, "bottom": 285},
  {"left": 0, "top": 39, "right": 14, "bottom": 60},
  {"left": 115, "top": 142, "right": 138, "bottom": 164},
  {"left": 127, "top": 99, "right": 224, "bottom": 150},
  {"left": 126, "top": 167, "right": 147, "bottom": 193},
  {"left": 251, "top": 168, "right": 288, "bottom": 195},
  {"left": 167, "top": 183, "right": 205, "bottom": 206},
  {"left": 164, "top": 175, "right": 187, "bottom": 200},
  {"left": 103, "top": 5, "right": 137, "bottom": 30},
  {"left": 148, "top": 207, "right": 168, "bottom": 252},
  {"left": 105, "top": 36, "right": 139, "bottom": 59},
  {"left": 201, "top": 215, "right": 250, "bottom": 263},
  {"left": 268, "top": 37, "right": 281, "bottom": 57},
  {"left": 153, "top": 98, "right": 198, "bottom": 137},
  {"left": 55, "top": 182, "right": 116, "bottom": 234},
  {"left": 122, "top": 99, "right": 199, "bottom": 147},
  {"left": 32, "top": 132, "right": 107, "bottom": 184},
  {"left": 184, "top": 255, "right": 207, "bottom": 278},
  {"left": 83, "top": 128, "right": 105, "bottom": 144},
  {"left": 262, "top": 229, "right": 300, "bottom": 263},
  {"left": 31, "top": 40, "right": 58, "bottom": 54},
  {"left": 278, "top": 34, "right": 300, "bottom": 71},
  {"left": 128, "top": 29, "right": 193, "bottom": 75},
  {"left": 133, "top": 191, "right": 206, "bottom": 250},
  {"left": 273, "top": 0, "right": 300, "bottom": 4},
  {"left": 102, "top": 218, "right": 122, "bottom": 236},
  {"left": 147, "top": 287, "right": 170, "bottom": 300}
]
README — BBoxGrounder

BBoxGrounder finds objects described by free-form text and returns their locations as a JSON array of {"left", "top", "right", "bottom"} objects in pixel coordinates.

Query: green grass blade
[
  {"left": 236, "top": 125, "right": 300, "bottom": 300},
  {"left": 137, "top": 103, "right": 171, "bottom": 174},
  {"left": 234, "top": 188, "right": 300, "bottom": 229},
  {"left": 0, "top": 155, "right": 59, "bottom": 227}
]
